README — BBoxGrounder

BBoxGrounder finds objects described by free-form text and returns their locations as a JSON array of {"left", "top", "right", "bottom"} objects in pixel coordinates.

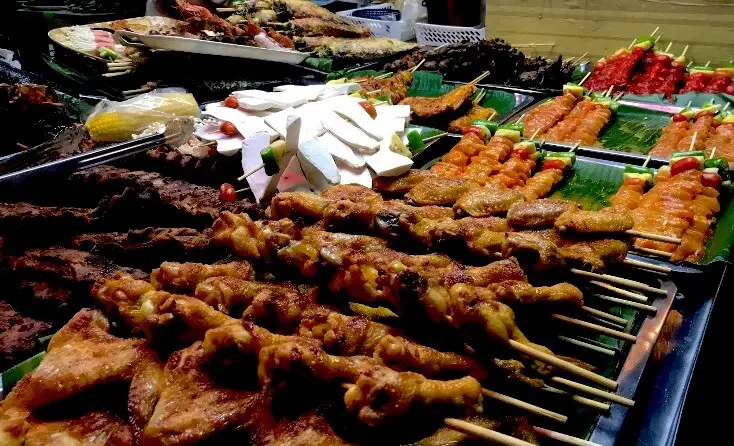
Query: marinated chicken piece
[
  {"left": 321, "top": 184, "right": 383, "bottom": 204},
  {"left": 559, "top": 238, "right": 629, "bottom": 271},
  {"left": 356, "top": 71, "right": 413, "bottom": 104},
  {"left": 297, "top": 37, "right": 417, "bottom": 61},
  {"left": 491, "top": 359, "right": 545, "bottom": 388},
  {"left": 19, "top": 411, "right": 135, "bottom": 446},
  {"left": 0, "top": 301, "right": 51, "bottom": 371},
  {"left": 299, "top": 305, "right": 395, "bottom": 356},
  {"left": 279, "top": 0, "right": 349, "bottom": 21},
  {"left": 487, "top": 281, "right": 583, "bottom": 306},
  {"left": 507, "top": 199, "right": 580, "bottom": 228},
  {"left": 400, "top": 84, "right": 476, "bottom": 120},
  {"left": 506, "top": 232, "right": 566, "bottom": 271},
  {"left": 271, "top": 191, "right": 329, "bottom": 220},
  {"left": 0, "top": 202, "right": 92, "bottom": 237},
  {"left": 151, "top": 260, "right": 254, "bottom": 292},
  {"left": 406, "top": 177, "right": 477, "bottom": 206},
  {"left": 453, "top": 186, "right": 525, "bottom": 217},
  {"left": 284, "top": 17, "right": 371, "bottom": 38},
  {"left": 419, "top": 414, "right": 540, "bottom": 445},
  {"left": 251, "top": 409, "right": 352, "bottom": 446},
  {"left": 373, "top": 169, "right": 433, "bottom": 195},
  {"left": 447, "top": 104, "right": 498, "bottom": 133},
  {"left": 555, "top": 208, "right": 634, "bottom": 234},
  {"left": 463, "top": 259, "right": 526, "bottom": 286},
  {"left": 1, "top": 309, "right": 163, "bottom": 429},
  {"left": 143, "top": 342, "right": 269, "bottom": 445}
]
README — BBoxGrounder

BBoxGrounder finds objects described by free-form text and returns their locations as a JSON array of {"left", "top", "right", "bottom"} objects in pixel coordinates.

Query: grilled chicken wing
[
  {"left": 447, "top": 104, "right": 498, "bottom": 133},
  {"left": 406, "top": 177, "right": 477, "bottom": 206},
  {"left": 507, "top": 199, "right": 580, "bottom": 228},
  {"left": 400, "top": 84, "right": 476, "bottom": 120},
  {"left": 454, "top": 186, "right": 525, "bottom": 217},
  {"left": 373, "top": 169, "right": 433, "bottom": 195},
  {"left": 151, "top": 260, "right": 255, "bottom": 292},
  {"left": 555, "top": 208, "right": 634, "bottom": 234}
]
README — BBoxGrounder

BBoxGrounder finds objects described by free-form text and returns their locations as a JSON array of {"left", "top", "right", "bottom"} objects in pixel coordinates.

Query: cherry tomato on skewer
[
  {"left": 224, "top": 96, "right": 239, "bottom": 108},
  {"left": 220, "top": 121, "right": 239, "bottom": 136},
  {"left": 219, "top": 183, "right": 237, "bottom": 202}
]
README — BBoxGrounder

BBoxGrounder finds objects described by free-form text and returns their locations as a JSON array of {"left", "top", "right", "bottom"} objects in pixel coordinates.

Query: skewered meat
[
  {"left": 521, "top": 93, "right": 577, "bottom": 137},
  {"left": 151, "top": 260, "right": 254, "bottom": 292},
  {"left": 453, "top": 186, "right": 525, "bottom": 217},
  {"left": 11, "top": 411, "right": 135, "bottom": 446},
  {"left": 406, "top": 177, "right": 477, "bottom": 206},
  {"left": 507, "top": 199, "right": 580, "bottom": 228},
  {"left": 0, "top": 301, "right": 51, "bottom": 371},
  {"left": 0, "top": 202, "right": 92, "bottom": 236},
  {"left": 555, "top": 208, "right": 634, "bottom": 234},
  {"left": 373, "top": 169, "right": 433, "bottom": 195},
  {"left": 70, "top": 227, "right": 218, "bottom": 269},
  {"left": 355, "top": 71, "right": 413, "bottom": 104},
  {"left": 447, "top": 104, "right": 497, "bottom": 133},
  {"left": 280, "top": 17, "right": 371, "bottom": 38},
  {"left": 400, "top": 84, "right": 476, "bottom": 121},
  {"left": 68, "top": 165, "right": 263, "bottom": 227}
]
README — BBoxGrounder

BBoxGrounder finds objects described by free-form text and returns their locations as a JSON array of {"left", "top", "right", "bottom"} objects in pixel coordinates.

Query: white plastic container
[
  {"left": 337, "top": 5, "right": 418, "bottom": 41},
  {"left": 414, "top": 23, "right": 486, "bottom": 47}
]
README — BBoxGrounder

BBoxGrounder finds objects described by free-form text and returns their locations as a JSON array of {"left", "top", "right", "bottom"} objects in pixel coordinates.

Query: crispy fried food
[
  {"left": 406, "top": 177, "right": 477, "bottom": 206},
  {"left": 400, "top": 84, "right": 476, "bottom": 120},
  {"left": 447, "top": 104, "right": 498, "bottom": 133},
  {"left": 373, "top": 169, "right": 433, "bottom": 195},
  {"left": 559, "top": 238, "right": 629, "bottom": 271},
  {"left": 150, "top": 260, "right": 254, "bottom": 292},
  {"left": 555, "top": 208, "right": 634, "bottom": 234},
  {"left": 487, "top": 281, "right": 583, "bottom": 306},
  {"left": 507, "top": 199, "right": 580, "bottom": 228},
  {"left": 453, "top": 186, "right": 525, "bottom": 217},
  {"left": 286, "top": 17, "right": 371, "bottom": 38},
  {"left": 144, "top": 342, "right": 268, "bottom": 445},
  {"left": 357, "top": 71, "right": 413, "bottom": 104},
  {"left": 297, "top": 37, "right": 417, "bottom": 61}
]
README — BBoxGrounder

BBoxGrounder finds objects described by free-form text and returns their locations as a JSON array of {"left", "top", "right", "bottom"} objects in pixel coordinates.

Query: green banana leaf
[
  {"left": 2, "top": 352, "right": 45, "bottom": 395},
  {"left": 622, "top": 92, "right": 734, "bottom": 108},
  {"left": 597, "top": 104, "right": 670, "bottom": 154},
  {"left": 552, "top": 159, "right": 734, "bottom": 264}
]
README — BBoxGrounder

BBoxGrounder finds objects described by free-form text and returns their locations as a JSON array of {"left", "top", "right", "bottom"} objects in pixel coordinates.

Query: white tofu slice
[
  {"left": 338, "top": 165, "right": 372, "bottom": 188},
  {"left": 277, "top": 155, "right": 312, "bottom": 193},
  {"left": 273, "top": 84, "right": 325, "bottom": 101},
  {"left": 241, "top": 133, "right": 278, "bottom": 204},
  {"left": 264, "top": 107, "right": 297, "bottom": 138},
  {"left": 298, "top": 139, "right": 340, "bottom": 191},
  {"left": 333, "top": 101, "right": 384, "bottom": 140},
  {"left": 232, "top": 116, "right": 279, "bottom": 141},
  {"left": 216, "top": 137, "right": 244, "bottom": 156},
  {"left": 317, "top": 132, "right": 364, "bottom": 168},
  {"left": 364, "top": 146, "right": 413, "bottom": 177},
  {"left": 320, "top": 110, "right": 379, "bottom": 153},
  {"left": 203, "top": 104, "right": 254, "bottom": 123},
  {"left": 375, "top": 115, "right": 407, "bottom": 134},
  {"left": 319, "top": 83, "right": 360, "bottom": 99},
  {"left": 375, "top": 104, "right": 411, "bottom": 118},
  {"left": 232, "top": 90, "right": 311, "bottom": 109},
  {"left": 236, "top": 96, "right": 276, "bottom": 111},
  {"left": 265, "top": 107, "right": 325, "bottom": 141},
  {"left": 285, "top": 115, "right": 301, "bottom": 157}
]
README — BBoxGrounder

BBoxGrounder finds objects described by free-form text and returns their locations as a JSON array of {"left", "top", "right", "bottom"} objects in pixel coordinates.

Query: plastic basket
[
  {"left": 415, "top": 23, "right": 485, "bottom": 47},
  {"left": 337, "top": 5, "right": 416, "bottom": 41}
]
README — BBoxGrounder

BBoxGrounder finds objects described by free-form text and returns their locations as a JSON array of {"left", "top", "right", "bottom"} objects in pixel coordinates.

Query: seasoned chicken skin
[{"left": 454, "top": 186, "right": 526, "bottom": 217}]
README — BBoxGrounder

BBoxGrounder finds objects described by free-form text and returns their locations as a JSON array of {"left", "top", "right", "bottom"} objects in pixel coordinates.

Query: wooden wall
[{"left": 484, "top": 0, "right": 734, "bottom": 65}]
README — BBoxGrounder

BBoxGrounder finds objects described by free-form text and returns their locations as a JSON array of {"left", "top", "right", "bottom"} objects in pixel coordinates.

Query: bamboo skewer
[
  {"left": 469, "top": 71, "right": 490, "bottom": 85},
  {"left": 422, "top": 132, "right": 448, "bottom": 143},
  {"left": 216, "top": 7, "right": 237, "bottom": 12},
  {"left": 444, "top": 419, "right": 536, "bottom": 446},
  {"left": 514, "top": 113, "right": 527, "bottom": 125},
  {"left": 623, "top": 258, "right": 672, "bottom": 274},
  {"left": 664, "top": 42, "right": 673, "bottom": 52},
  {"left": 579, "top": 72, "right": 592, "bottom": 86},
  {"left": 680, "top": 45, "right": 689, "bottom": 58},
  {"left": 633, "top": 246, "right": 673, "bottom": 258},
  {"left": 572, "top": 269, "right": 668, "bottom": 296},
  {"left": 102, "top": 70, "right": 131, "bottom": 77},
  {"left": 482, "top": 389, "right": 568, "bottom": 423},
  {"left": 574, "top": 52, "right": 588, "bottom": 65},
  {"left": 551, "top": 377, "right": 635, "bottom": 407},
  {"left": 410, "top": 59, "right": 426, "bottom": 73},
  {"left": 558, "top": 336, "right": 616, "bottom": 356},
  {"left": 589, "top": 281, "right": 650, "bottom": 302},
  {"left": 508, "top": 340, "right": 618, "bottom": 389},
  {"left": 626, "top": 230, "right": 682, "bottom": 244},
  {"left": 534, "top": 426, "right": 603, "bottom": 446},
  {"left": 552, "top": 314, "right": 637, "bottom": 342},
  {"left": 542, "top": 386, "right": 611, "bottom": 411},
  {"left": 594, "top": 294, "right": 657, "bottom": 312},
  {"left": 651, "top": 26, "right": 660, "bottom": 36},
  {"left": 689, "top": 131, "right": 698, "bottom": 151},
  {"left": 580, "top": 306, "right": 629, "bottom": 325},
  {"left": 530, "top": 129, "right": 541, "bottom": 140},
  {"left": 238, "top": 163, "right": 265, "bottom": 181},
  {"left": 642, "top": 154, "right": 652, "bottom": 167}
]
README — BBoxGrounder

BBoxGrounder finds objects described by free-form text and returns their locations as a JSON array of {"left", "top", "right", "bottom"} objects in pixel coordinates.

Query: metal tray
[{"left": 117, "top": 31, "right": 309, "bottom": 65}]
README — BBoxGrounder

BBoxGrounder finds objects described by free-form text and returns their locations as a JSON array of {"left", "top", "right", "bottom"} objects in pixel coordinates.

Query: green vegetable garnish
[{"left": 406, "top": 130, "right": 425, "bottom": 153}]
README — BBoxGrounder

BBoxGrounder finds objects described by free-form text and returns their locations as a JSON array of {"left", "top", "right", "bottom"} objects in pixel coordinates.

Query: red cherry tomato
[
  {"left": 513, "top": 148, "right": 530, "bottom": 160},
  {"left": 701, "top": 172, "right": 722, "bottom": 189},
  {"left": 223, "top": 96, "right": 240, "bottom": 108},
  {"left": 358, "top": 101, "right": 377, "bottom": 119},
  {"left": 220, "top": 121, "right": 239, "bottom": 136},
  {"left": 219, "top": 183, "right": 237, "bottom": 202},
  {"left": 541, "top": 159, "right": 566, "bottom": 171},
  {"left": 594, "top": 62, "right": 605, "bottom": 71},
  {"left": 672, "top": 114, "right": 689, "bottom": 123},
  {"left": 462, "top": 127, "right": 484, "bottom": 139},
  {"left": 670, "top": 157, "right": 702, "bottom": 176},
  {"left": 727, "top": 85, "right": 734, "bottom": 95}
]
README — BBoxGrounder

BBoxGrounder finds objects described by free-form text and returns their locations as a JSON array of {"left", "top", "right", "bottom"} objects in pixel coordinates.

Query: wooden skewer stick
[
  {"left": 665, "top": 42, "right": 673, "bottom": 52},
  {"left": 410, "top": 59, "right": 426, "bottom": 73},
  {"left": 530, "top": 129, "right": 541, "bottom": 140},
  {"left": 551, "top": 377, "right": 635, "bottom": 407},
  {"left": 603, "top": 85, "right": 614, "bottom": 97},
  {"left": 238, "top": 163, "right": 265, "bottom": 181},
  {"left": 514, "top": 113, "right": 527, "bottom": 125},
  {"left": 625, "top": 230, "right": 681, "bottom": 244},
  {"left": 574, "top": 52, "right": 588, "bottom": 65},
  {"left": 102, "top": 70, "right": 131, "bottom": 77},
  {"left": 579, "top": 72, "right": 592, "bottom": 86},
  {"left": 628, "top": 38, "right": 637, "bottom": 49},
  {"left": 633, "top": 246, "right": 674, "bottom": 258},
  {"left": 422, "top": 132, "right": 448, "bottom": 143},
  {"left": 680, "top": 45, "right": 689, "bottom": 58},
  {"left": 566, "top": 56, "right": 576, "bottom": 64},
  {"left": 642, "top": 154, "right": 652, "bottom": 167},
  {"left": 654, "top": 34, "right": 662, "bottom": 44},
  {"left": 704, "top": 61, "right": 711, "bottom": 68},
  {"left": 558, "top": 336, "right": 616, "bottom": 356},
  {"left": 534, "top": 426, "right": 603, "bottom": 446},
  {"left": 107, "top": 62, "right": 133, "bottom": 68},
  {"left": 687, "top": 61, "right": 693, "bottom": 68},
  {"left": 613, "top": 91, "right": 624, "bottom": 101},
  {"left": 469, "top": 71, "right": 490, "bottom": 85},
  {"left": 482, "top": 389, "right": 568, "bottom": 423},
  {"left": 106, "top": 66, "right": 132, "bottom": 73},
  {"left": 710, "top": 147, "right": 717, "bottom": 159},
  {"left": 216, "top": 7, "right": 236, "bottom": 12},
  {"left": 122, "top": 86, "right": 154, "bottom": 95},
  {"left": 689, "top": 131, "right": 698, "bottom": 151},
  {"left": 594, "top": 294, "right": 657, "bottom": 312},
  {"left": 488, "top": 110, "right": 498, "bottom": 121},
  {"left": 581, "top": 306, "right": 629, "bottom": 325},
  {"left": 572, "top": 268, "right": 668, "bottom": 296},
  {"left": 569, "top": 143, "right": 580, "bottom": 153},
  {"left": 508, "top": 340, "right": 618, "bottom": 389},
  {"left": 444, "top": 419, "right": 536, "bottom": 446},
  {"left": 542, "top": 386, "right": 611, "bottom": 411},
  {"left": 651, "top": 26, "right": 660, "bottom": 36},
  {"left": 589, "top": 281, "right": 649, "bottom": 303},
  {"left": 623, "top": 258, "right": 672, "bottom": 274},
  {"left": 552, "top": 314, "right": 637, "bottom": 342}
]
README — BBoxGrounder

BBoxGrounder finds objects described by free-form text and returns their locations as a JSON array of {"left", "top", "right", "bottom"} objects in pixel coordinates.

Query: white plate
[{"left": 116, "top": 30, "right": 308, "bottom": 65}]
